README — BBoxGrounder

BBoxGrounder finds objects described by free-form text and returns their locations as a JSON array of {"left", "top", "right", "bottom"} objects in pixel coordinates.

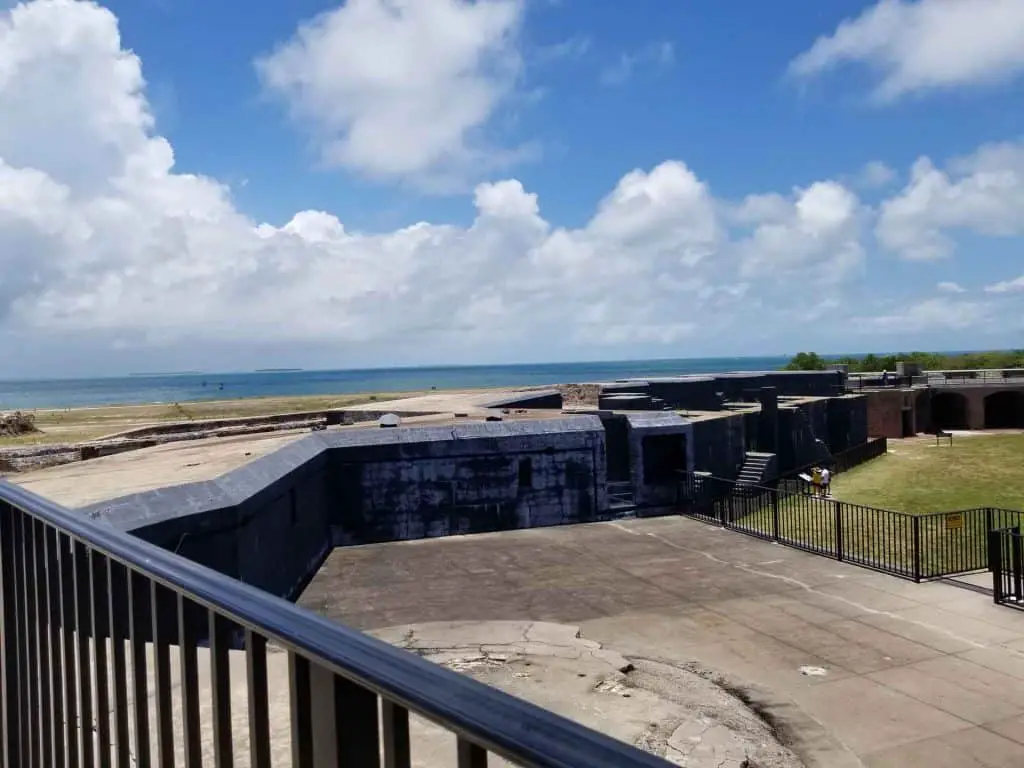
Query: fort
[
  {"left": 5, "top": 365, "right": 1024, "bottom": 766},
  {"left": 15, "top": 369, "right": 864, "bottom": 601}
]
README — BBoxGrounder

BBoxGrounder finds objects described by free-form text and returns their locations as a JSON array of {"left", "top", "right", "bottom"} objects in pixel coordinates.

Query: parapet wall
[
  {"left": 327, "top": 419, "right": 605, "bottom": 545},
  {"left": 85, "top": 418, "right": 607, "bottom": 601},
  {"left": 596, "top": 370, "right": 844, "bottom": 412}
]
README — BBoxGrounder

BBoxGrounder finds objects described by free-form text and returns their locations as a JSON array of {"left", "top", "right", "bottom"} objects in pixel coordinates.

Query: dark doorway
[
  {"left": 642, "top": 434, "right": 688, "bottom": 484},
  {"left": 931, "top": 392, "right": 969, "bottom": 430},
  {"left": 901, "top": 409, "right": 914, "bottom": 437},
  {"left": 914, "top": 391, "right": 931, "bottom": 434},
  {"left": 602, "top": 416, "right": 631, "bottom": 482},
  {"left": 984, "top": 391, "right": 1024, "bottom": 428}
]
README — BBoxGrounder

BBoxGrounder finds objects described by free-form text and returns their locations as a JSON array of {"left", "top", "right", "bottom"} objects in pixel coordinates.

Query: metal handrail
[{"left": 0, "top": 481, "right": 671, "bottom": 767}]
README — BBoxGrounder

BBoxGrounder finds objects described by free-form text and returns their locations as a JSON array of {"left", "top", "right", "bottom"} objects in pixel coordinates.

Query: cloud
[
  {"left": 789, "top": 0, "right": 1024, "bottom": 101},
  {"left": 937, "top": 281, "right": 966, "bottom": 293},
  {"left": 857, "top": 160, "right": 896, "bottom": 189},
  {"left": 0, "top": 0, "right": 778, "bottom": 364},
  {"left": 256, "top": 0, "right": 526, "bottom": 188},
  {"left": 601, "top": 41, "right": 674, "bottom": 86},
  {"left": 984, "top": 275, "right": 1024, "bottom": 294},
  {"left": 534, "top": 35, "right": 590, "bottom": 63},
  {"left": 876, "top": 140, "right": 1024, "bottom": 259},
  {"left": 735, "top": 181, "right": 866, "bottom": 283},
  {"left": 856, "top": 298, "right": 994, "bottom": 333},
  {"left": 3, "top": 0, "right": 1011, "bottom": 375}
]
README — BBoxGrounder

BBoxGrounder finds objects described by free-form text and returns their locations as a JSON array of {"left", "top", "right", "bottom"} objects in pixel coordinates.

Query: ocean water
[{"left": 0, "top": 357, "right": 790, "bottom": 410}]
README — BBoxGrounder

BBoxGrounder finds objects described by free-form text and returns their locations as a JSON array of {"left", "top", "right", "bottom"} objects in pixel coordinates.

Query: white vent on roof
[{"left": 378, "top": 413, "right": 401, "bottom": 428}]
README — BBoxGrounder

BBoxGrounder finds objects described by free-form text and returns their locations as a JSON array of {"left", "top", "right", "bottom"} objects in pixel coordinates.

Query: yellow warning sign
[{"left": 945, "top": 512, "right": 964, "bottom": 531}]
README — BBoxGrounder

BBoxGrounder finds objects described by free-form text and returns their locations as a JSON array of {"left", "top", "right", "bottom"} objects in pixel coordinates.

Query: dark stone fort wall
[
  {"left": 327, "top": 431, "right": 607, "bottom": 546},
  {"left": 688, "top": 395, "right": 867, "bottom": 479},
  {"left": 102, "top": 398, "right": 869, "bottom": 602},
  {"left": 690, "top": 416, "right": 747, "bottom": 479},
  {"left": 113, "top": 419, "right": 608, "bottom": 601}
]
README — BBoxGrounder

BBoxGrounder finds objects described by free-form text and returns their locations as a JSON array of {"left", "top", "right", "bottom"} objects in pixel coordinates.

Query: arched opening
[
  {"left": 931, "top": 392, "right": 969, "bottom": 430},
  {"left": 984, "top": 391, "right": 1024, "bottom": 429}
]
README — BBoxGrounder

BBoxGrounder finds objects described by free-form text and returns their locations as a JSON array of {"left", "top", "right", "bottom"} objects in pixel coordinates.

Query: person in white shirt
[{"left": 821, "top": 467, "right": 831, "bottom": 497}]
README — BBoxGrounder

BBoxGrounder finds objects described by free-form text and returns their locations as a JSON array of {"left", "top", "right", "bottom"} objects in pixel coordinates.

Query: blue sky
[{"left": 1, "top": 0, "right": 1023, "bottom": 377}]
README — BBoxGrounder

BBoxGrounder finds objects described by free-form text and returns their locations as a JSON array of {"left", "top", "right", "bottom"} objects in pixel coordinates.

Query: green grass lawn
[
  {"left": 726, "top": 435, "right": 1024, "bottom": 577},
  {"left": 830, "top": 434, "right": 1024, "bottom": 514}
]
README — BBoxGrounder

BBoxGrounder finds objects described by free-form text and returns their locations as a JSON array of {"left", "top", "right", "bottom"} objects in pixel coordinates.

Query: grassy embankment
[{"left": 1, "top": 392, "right": 422, "bottom": 448}]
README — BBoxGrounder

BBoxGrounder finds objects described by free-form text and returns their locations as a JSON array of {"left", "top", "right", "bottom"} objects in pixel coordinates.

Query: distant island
[
  {"left": 255, "top": 368, "right": 303, "bottom": 373},
  {"left": 128, "top": 371, "right": 204, "bottom": 377},
  {"left": 784, "top": 350, "right": 1024, "bottom": 373}
]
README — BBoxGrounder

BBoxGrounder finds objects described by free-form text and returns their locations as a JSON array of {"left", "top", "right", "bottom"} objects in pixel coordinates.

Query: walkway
[{"left": 305, "top": 516, "right": 1024, "bottom": 767}]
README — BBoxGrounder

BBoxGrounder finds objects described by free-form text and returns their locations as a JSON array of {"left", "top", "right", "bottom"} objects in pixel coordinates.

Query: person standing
[
  {"left": 811, "top": 466, "right": 822, "bottom": 497},
  {"left": 821, "top": 466, "right": 831, "bottom": 497}
]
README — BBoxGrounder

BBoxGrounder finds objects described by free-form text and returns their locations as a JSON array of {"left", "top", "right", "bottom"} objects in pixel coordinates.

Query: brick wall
[{"left": 865, "top": 390, "right": 906, "bottom": 439}]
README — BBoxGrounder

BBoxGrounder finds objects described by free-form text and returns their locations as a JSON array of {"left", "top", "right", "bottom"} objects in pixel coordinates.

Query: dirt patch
[{"left": 558, "top": 383, "right": 602, "bottom": 407}]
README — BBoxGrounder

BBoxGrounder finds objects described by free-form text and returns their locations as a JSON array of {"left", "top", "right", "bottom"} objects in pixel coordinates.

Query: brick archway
[
  {"left": 984, "top": 390, "right": 1024, "bottom": 428},
  {"left": 932, "top": 391, "right": 969, "bottom": 430}
]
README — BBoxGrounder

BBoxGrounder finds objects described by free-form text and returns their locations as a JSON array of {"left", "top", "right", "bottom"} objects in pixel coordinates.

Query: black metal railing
[
  {"left": 0, "top": 481, "right": 674, "bottom": 768},
  {"left": 678, "top": 474, "right": 1023, "bottom": 583},
  {"left": 990, "top": 527, "right": 1024, "bottom": 609},
  {"left": 830, "top": 437, "right": 887, "bottom": 474},
  {"left": 847, "top": 368, "right": 1024, "bottom": 391}
]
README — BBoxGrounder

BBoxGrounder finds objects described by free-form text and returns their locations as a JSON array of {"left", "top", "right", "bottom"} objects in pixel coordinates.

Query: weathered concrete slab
[
  {"left": 12, "top": 431, "right": 305, "bottom": 507},
  {"left": 302, "top": 516, "right": 1024, "bottom": 767}
]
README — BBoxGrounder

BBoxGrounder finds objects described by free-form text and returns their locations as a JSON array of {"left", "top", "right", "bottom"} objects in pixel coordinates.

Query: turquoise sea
[{"left": 0, "top": 357, "right": 791, "bottom": 410}]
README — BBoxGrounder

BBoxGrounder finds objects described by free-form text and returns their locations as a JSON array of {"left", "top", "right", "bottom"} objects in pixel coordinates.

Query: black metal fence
[
  {"left": 0, "top": 481, "right": 673, "bottom": 768},
  {"left": 831, "top": 437, "right": 888, "bottom": 475},
  {"left": 678, "top": 474, "right": 1023, "bottom": 582},
  {"left": 990, "top": 527, "right": 1024, "bottom": 609}
]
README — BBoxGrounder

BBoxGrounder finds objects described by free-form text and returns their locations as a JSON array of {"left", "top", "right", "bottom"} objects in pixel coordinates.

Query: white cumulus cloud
[
  {"left": 2, "top": 0, "right": 1016, "bottom": 376},
  {"left": 790, "top": 0, "right": 1024, "bottom": 101},
  {"left": 736, "top": 181, "right": 866, "bottom": 283},
  {"left": 877, "top": 140, "right": 1024, "bottom": 259},
  {"left": 255, "top": 0, "right": 526, "bottom": 188},
  {"left": 937, "top": 281, "right": 966, "bottom": 293},
  {"left": 0, "top": 0, "right": 835, "bottom": 370}
]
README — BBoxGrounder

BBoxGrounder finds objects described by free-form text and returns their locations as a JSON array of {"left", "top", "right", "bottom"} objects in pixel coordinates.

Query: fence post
[
  {"left": 1014, "top": 530, "right": 1023, "bottom": 603},
  {"left": 912, "top": 516, "right": 922, "bottom": 583},
  {"left": 771, "top": 490, "right": 780, "bottom": 542},
  {"left": 0, "top": 505, "right": 22, "bottom": 768},
  {"left": 834, "top": 501, "right": 844, "bottom": 562},
  {"left": 986, "top": 508, "right": 994, "bottom": 571},
  {"left": 989, "top": 530, "right": 1003, "bottom": 605}
]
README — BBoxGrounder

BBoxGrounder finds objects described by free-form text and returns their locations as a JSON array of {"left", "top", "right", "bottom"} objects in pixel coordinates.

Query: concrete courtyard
[{"left": 301, "top": 516, "right": 1024, "bottom": 767}]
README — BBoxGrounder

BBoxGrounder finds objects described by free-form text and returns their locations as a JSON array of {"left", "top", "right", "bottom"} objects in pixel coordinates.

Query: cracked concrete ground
[
  {"left": 301, "top": 516, "right": 1024, "bottom": 767},
  {"left": 371, "top": 620, "right": 800, "bottom": 767}
]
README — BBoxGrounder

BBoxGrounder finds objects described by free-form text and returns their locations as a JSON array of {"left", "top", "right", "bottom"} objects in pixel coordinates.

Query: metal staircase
[
  {"left": 736, "top": 452, "right": 774, "bottom": 488},
  {"left": 607, "top": 481, "right": 637, "bottom": 512}
]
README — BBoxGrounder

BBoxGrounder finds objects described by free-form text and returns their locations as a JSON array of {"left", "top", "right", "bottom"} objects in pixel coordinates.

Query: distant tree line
[{"left": 783, "top": 350, "right": 1024, "bottom": 373}]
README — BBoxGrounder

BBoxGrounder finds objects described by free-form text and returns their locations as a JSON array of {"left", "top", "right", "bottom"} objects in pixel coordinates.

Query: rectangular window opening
[{"left": 518, "top": 458, "right": 533, "bottom": 488}]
